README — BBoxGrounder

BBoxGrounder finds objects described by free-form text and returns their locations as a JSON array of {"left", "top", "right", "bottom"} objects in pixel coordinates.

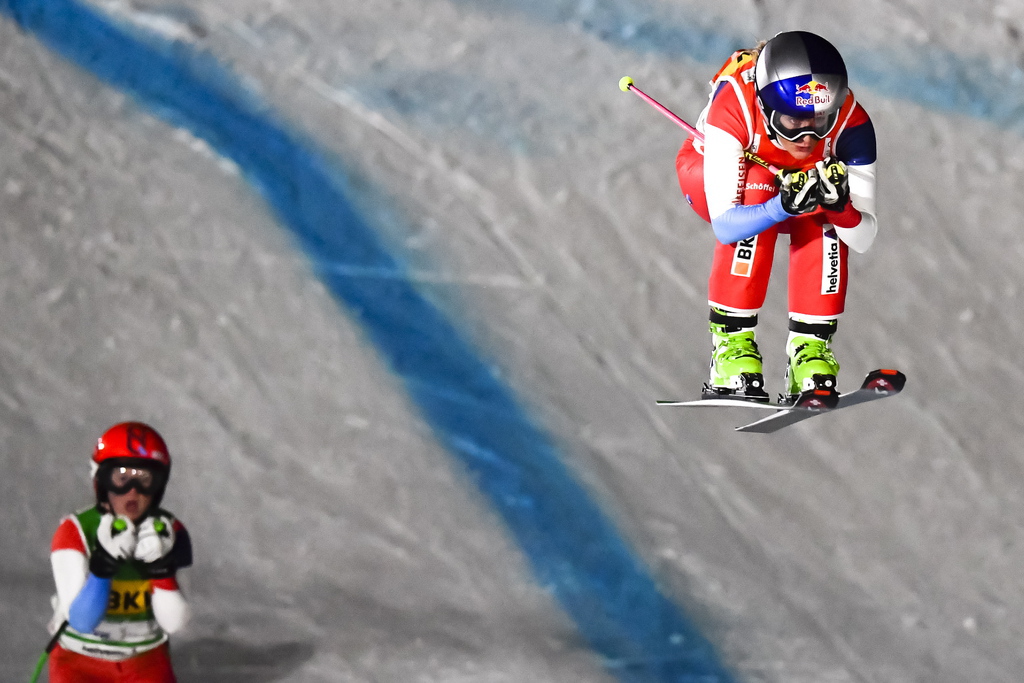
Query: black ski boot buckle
[{"left": 702, "top": 373, "right": 770, "bottom": 403}]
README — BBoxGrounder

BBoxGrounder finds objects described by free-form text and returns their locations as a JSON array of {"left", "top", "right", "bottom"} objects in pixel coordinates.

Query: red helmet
[{"left": 91, "top": 422, "right": 171, "bottom": 506}]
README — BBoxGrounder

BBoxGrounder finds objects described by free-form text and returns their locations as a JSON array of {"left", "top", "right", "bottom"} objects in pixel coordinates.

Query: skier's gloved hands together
[
  {"left": 776, "top": 168, "right": 820, "bottom": 215},
  {"left": 135, "top": 515, "right": 178, "bottom": 578},
  {"left": 91, "top": 514, "right": 136, "bottom": 578},
  {"left": 815, "top": 158, "right": 850, "bottom": 210}
]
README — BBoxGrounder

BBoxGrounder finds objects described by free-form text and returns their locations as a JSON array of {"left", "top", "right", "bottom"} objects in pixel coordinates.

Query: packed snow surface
[{"left": 3, "top": 1, "right": 1024, "bottom": 681}]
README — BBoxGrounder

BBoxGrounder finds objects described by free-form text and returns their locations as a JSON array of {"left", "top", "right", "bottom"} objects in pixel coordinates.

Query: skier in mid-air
[
  {"left": 45, "top": 422, "right": 192, "bottom": 682},
  {"left": 675, "top": 30, "right": 878, "bottom": 403}
]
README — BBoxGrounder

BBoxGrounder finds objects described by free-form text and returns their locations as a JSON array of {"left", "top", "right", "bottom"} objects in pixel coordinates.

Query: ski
[
  {"left": 739, "top": 368, "right": 905, "bottom": 433},
  {"left": 657, "top": 369, "right": 906, "bottom": 433}
]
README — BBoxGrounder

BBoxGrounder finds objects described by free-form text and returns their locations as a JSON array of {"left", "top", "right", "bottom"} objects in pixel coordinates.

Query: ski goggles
[
  {"left": 767, "top": 109, "right": 840, "bottom": 142},
  {"left": 99, "top": 463, "right": 165, "bottom": 496}
]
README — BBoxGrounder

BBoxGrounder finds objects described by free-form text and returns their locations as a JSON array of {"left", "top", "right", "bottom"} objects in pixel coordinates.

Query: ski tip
[{"left": 619, "top": 76, "right": 634, "bottom": 92}]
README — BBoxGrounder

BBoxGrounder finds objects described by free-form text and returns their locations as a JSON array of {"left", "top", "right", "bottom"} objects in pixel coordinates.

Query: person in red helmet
[
  {"left": 45, "top": 422, "right": 192, "bottom": 683},
  {"left": 676, "top": 31, "right": 877, "bottom": 403}
]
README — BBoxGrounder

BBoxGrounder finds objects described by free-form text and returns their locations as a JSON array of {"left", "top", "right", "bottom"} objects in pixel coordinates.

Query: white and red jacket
[
  {"left": 49, "top": 506, "right": 191, "bottom": 661},
  {"left": 694, "top": 49, "right": 878, "bottom": 252}
]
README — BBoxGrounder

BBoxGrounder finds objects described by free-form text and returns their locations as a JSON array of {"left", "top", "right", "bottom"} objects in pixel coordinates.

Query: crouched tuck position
[{"left": 676, "top": 30, "right": 878, "bottom": 402}]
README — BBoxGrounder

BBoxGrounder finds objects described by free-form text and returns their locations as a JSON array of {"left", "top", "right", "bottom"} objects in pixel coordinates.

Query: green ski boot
[
  {"left": 703, "top": 309, "right": 769, "bottom": 402},
  {"left": 784, "top": 319, "right": 840, "bottom": 403}
]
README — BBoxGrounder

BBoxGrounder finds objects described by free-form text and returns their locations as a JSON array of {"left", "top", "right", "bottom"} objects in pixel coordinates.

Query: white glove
[
  {"left": 96, "top": 514, "right": 137, "bottom": 560},
  {"left": 135, "top": 515, "right": 176, "bottom": 564}
]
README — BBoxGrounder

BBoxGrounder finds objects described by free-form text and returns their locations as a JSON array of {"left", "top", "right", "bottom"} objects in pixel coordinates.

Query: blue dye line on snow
[
  {"left": 0, "top": 1, "right": 737, "bottom": 680},
  {"left": 458, "top": 0, "right": 1024, "bottom": 133}
]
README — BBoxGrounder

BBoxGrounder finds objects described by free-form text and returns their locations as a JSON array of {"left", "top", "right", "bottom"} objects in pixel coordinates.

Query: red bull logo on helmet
[{"left": 794, "top": 80, "right": 832, "bottom": 107}]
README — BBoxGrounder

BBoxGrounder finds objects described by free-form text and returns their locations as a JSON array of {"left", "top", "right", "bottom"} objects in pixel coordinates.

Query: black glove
[
  {"left": 816, "top": 158, "right": 850, "bottom": 210},
  {"left": 89, "top": 543, "right": 121, "bottom": 579},
  {"left": 776, "top": 168, "right": 820, "bottom": 215},
  {"left": 140, "top": 554, "right": 178, "bottom": 579}
]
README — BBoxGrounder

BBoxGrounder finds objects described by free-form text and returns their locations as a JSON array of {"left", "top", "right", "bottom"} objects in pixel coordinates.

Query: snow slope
[{"left": 3, "top": 1, "right": 1024, "bottom": 681}]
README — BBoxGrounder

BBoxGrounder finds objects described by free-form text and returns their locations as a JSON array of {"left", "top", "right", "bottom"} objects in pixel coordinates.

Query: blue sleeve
[
  {"left": 68, "top": 574, "right": 111, "bottom": 633},
  {"left": 710, "top": 194, "right": 791, "bottom": 244},
  {"left": 835, "top": 119, "right": 876, "bottom": 165}
]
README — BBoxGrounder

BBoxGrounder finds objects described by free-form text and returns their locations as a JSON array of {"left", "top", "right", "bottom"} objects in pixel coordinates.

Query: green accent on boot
[
  {"left": 709, "top": 325, "right": 763, "bottom": 389},
  {"left": 786, "top": 335, "right": 840, "bottom": 395}
]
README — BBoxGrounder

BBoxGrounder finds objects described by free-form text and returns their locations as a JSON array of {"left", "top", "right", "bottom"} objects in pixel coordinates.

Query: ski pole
[
  {"left": 29, "top": 620, "right": 67, "bottom": 683},
  {"left": 618, "top": 76, "right": 780, "bottom": 175}
]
